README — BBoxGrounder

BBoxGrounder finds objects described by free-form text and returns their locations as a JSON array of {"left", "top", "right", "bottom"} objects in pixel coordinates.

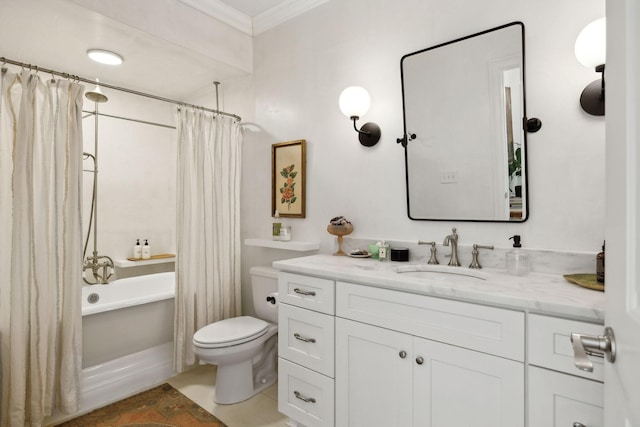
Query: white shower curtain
[
  {"left": 174, "top": 108, "right": 242, "bottom": 372},
  {"left": 0, "top": 70, "right": 84, "bottom": 425}
]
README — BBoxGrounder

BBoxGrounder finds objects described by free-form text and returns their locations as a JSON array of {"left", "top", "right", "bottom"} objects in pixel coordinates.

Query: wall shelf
[
  {"left": 244, "top": 238, "right": 320, "bottom": 252},
  {"left": 114, "top": 254, "right": 176, "bottom": 268}
]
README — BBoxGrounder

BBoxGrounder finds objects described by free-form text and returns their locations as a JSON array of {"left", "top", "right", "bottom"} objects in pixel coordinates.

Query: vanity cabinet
[
  {"left": 336, "top": 318, "right": 524, "bottom": 427},
  {"left": 273, "top": 260, "right": 605, "bottom": 427},
  {"left": 527, "top": 314, "right": 604, "bottom": 427},
  {"left": 278, "top": 273, "right": 336, "bottom": 427},
  {"left": 335, "top": 281, "right": 525, "bottom": 427}
]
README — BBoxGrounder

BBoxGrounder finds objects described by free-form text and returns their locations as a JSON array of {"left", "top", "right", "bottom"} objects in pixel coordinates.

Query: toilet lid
[{"left": 193, "top": 316, "right": 270, "bottom": 348}]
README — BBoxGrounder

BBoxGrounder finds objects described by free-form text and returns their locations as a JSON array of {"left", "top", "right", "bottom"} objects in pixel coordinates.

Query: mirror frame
[{"left": 400, "top": 21, "right": 531, "bottom": 222}]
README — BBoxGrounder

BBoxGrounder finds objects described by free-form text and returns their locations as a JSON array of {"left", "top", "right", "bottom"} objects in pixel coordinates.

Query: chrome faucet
[
  {"left": 443, "top": 228, "right": 460, "bottom": 266},
  {"left": 83, "top": 251, "right": 115, "bottom": 284},
  {"left": 418, "top": 241, "right": 439, "bottom": 265}
]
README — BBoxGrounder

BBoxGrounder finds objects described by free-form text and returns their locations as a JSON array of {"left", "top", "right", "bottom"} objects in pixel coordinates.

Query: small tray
[
  {"left": 347, "top": 250, "right": 371, "bottom": 258},
  {"left": 563, "top": 273, "right": 604, "bottom": 292}
]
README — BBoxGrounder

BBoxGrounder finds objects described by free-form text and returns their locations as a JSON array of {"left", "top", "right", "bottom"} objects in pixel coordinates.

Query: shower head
[{"left": 85, "top": 80, "right": 108, "bottom": 103}]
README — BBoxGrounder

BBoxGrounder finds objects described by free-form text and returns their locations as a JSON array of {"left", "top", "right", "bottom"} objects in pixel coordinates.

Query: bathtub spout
[{"left": 83, "top": 251, "right": 114, "bottom": 284}]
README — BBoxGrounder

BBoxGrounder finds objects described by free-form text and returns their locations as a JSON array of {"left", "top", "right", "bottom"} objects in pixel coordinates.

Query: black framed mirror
[{"left": 400, "top": 22, "right": 535, "bottom": 222}]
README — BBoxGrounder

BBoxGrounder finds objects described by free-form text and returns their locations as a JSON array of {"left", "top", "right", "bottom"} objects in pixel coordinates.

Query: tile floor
[{"left": 168, "top": 364, "right": 290, "bottom": 427}]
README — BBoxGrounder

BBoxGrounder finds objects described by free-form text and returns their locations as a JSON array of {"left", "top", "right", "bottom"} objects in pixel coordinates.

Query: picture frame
[{"left": 272, "top": 139, "right": 306, "bottom": 218}]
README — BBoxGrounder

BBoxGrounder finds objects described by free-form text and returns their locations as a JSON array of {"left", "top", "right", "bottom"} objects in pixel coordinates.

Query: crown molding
[
  {"left": 177, "top": 0, "right": 253, "bottom": 35},
  {"left": 253, "top": 0, "right": 330, "bottom": 35}
]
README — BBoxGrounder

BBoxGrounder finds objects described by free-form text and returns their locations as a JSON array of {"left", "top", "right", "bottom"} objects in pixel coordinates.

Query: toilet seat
[{"left": 193, "top": 316, "right": 270, "bottom": 349}]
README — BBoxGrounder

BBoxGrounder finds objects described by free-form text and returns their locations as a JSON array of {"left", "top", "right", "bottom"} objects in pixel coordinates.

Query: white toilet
[{"left": 193, "top": 266, "right": 279, "bottom": 404}]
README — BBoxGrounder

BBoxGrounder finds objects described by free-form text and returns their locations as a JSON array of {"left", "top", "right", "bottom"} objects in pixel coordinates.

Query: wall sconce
[
  {"left": 339, "top": 86, "right": 381, "bottom": 147},
  {"left": 575, "top": 17, "right": 606, "bottom": 116}
]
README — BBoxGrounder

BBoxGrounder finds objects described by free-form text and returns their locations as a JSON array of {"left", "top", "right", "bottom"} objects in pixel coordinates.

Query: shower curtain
[
  {"left": 0, "top": 70, "right": 84, "bottom": 425},
  {"left": 174, "top": 108, "right": 243, "bottom": 371}
]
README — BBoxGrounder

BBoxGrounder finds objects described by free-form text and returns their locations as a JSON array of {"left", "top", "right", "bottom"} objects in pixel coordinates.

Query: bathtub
[{"left": 79, "top": 272, "right": 176, "bottom": 418}]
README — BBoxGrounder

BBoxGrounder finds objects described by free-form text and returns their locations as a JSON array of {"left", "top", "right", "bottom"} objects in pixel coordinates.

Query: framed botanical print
[{"left": 272, "top": 139, "right": 306, "bottom": 218}]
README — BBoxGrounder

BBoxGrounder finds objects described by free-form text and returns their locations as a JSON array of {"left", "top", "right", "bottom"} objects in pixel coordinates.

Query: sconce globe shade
[
  {"left": 575, "top": 18, "right": 606, "bottom": 69},
  {"left": 339, "top": 86, "right": 371, "bottom": 118},
  {"left": 87, "top": 49, "right": 124, "bottom": 66}
]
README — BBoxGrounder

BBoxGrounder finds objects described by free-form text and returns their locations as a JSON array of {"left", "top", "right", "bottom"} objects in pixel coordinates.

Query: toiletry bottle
[
  {"left": 596, "top": 241, "right": 605, "bottom": 283},
  {"left": 272, "top": 210, "right": 282, "bottom": 241},
  {"left": 506, "top": 235, "right": 530, "bottom": 276},
  {"left": 133, "top": 238, "right": 142, "bottom": 259},
  {"left": 378, "top": 241, "right": 391, "bottom": 262},
  {"left": 142, "top": 239, "right": 151, "bottom": 260}
]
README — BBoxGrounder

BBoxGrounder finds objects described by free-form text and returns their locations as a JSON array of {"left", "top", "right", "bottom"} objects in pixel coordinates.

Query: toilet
[{"left": 193, "top": 266, "right": 279, "bottom": 404}]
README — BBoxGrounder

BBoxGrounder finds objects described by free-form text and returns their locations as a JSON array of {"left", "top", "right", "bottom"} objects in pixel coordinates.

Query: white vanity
[{"left": 274, "top": 254, "right": 605, "bottom": 427}]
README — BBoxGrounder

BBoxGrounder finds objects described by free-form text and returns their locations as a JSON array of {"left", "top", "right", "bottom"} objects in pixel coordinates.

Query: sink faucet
[{"left": 443, "top": 228, "right": 461, "bottom": 266}]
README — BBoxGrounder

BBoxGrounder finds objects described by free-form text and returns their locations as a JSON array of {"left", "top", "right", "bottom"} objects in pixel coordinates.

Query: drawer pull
[
  {"left": 573, "top": 423, "right": 586, "bottom": 427},
  {"left": 293, "top": 288, "right": 316, "bottom": 296},
  {"left": 294, "top": 333, "right": 316, "bottom": 343},
  {"left": 399, "top": 350, "right": 407, "bottom": 359},
  {"left": 416, "top": 356, "right": 424, "bottom": 365},
  {"left": 294, "top": 390, "right": 316, "bottom": 403}
]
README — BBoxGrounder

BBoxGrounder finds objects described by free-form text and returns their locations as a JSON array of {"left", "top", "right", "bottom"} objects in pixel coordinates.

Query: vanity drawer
[
  {"left": 278, "top": 357, "right": 334, "bottom": 427},
  {"left": 278, "top": 272, "right": 335, "bottom": 315},
  {"left": 528, "top": 314, "right": 604, "bottom": 381},
  {"left": 336, "top": 281, "right": 524, "bottom": 361},
  {"left": 279, "top": 303, "right": 335, "bottom": 377}
]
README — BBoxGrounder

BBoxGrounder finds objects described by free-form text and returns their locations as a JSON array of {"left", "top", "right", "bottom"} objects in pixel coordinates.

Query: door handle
[{"left": 570, "top": 326, "right": 616, "bottom": 372}]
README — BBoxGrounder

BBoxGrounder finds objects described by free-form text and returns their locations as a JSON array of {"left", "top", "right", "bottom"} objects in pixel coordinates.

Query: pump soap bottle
[
  {"left": 506, "top": 235, "right": 530, "bottom": 276},
  {"left": 133, "top": 238, "right": 142, "bottom": 259},
  {"left": 142, "top": 239, "right": 151, "bottom": 260}
]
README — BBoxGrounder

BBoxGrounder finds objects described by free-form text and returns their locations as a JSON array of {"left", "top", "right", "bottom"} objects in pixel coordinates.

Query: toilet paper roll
[{"left": 266, "top": 292, "right": 278, "bottom": 305}]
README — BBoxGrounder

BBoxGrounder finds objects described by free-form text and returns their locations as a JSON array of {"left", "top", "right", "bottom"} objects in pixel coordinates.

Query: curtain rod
[{"left": 0, "top": 56, "right": 242, "bottom": 122}]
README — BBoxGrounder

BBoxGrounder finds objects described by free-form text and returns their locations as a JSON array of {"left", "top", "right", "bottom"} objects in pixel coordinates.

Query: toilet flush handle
[{"left": 266, "top": 296, "right": 276, "bottom": 304}]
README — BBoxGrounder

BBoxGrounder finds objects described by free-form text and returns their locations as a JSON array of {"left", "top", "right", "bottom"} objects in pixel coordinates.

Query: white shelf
[
  {"left": 244, "top": 238, "right": 320, "bottom": 252},
  {"left": 114, "top": 256, "right": 176, "bottom": 268}
]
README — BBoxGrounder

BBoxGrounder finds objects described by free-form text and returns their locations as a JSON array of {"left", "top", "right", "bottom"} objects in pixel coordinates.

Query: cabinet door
[
  {"left": 413, "top": 337, "right": 524, "bottom": 427},
  {"left": 528, "top": 366, "right": 603, "bottom": 427},
  {"left": 335, "top": 318, "right": 413, "bottom": 427}
]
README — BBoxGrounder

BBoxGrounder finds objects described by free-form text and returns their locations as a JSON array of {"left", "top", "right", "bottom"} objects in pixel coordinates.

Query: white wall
[
  {"left": 234, "top": 0, "right": 606, "bottom": 313},
  {"left": 82, "top": 88, "right": 176, "bottom": 277}
]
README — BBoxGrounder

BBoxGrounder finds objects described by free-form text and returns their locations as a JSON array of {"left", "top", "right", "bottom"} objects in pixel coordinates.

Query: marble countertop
[{"left": 273, "top": 254, "right": 605, "bottom": 322}]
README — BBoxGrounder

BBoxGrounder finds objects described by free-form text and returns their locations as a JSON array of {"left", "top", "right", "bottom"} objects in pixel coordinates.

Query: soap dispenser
[
  {"left": 133, "top": 238, "right": 142, "bottom": 259},
  {"left": 506, "top": 235, "right": 530, "bottom": 276},
  {"left": 142, "top": 239, "right": 151, "bottom": 260}
]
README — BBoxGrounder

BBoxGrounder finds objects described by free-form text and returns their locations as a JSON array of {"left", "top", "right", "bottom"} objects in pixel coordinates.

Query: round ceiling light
[{"left": 87, "top": 49, "right": 124, "bottom": 66}]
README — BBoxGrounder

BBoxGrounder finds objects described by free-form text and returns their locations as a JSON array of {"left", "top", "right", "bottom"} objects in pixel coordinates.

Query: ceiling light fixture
[{"left": 87, "top": 49, "right": 124, "bottom": 66}]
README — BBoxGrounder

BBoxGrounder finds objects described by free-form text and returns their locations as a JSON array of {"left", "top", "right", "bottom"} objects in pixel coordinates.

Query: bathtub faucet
[{"left": 83, "top": 251, "right": 115, "bottom": 285}]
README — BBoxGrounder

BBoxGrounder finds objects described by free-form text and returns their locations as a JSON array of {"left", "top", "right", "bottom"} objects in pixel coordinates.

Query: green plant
[{"left": 509, "top": 147, "right": 522, "bottom": 177}]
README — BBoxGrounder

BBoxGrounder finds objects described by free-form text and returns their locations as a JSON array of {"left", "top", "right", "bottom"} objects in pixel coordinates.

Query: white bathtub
[
  {"left": 82, "top": 271, "right": 175, "bottom": 316},
  {"left": 78, "top": 272, "right": 176, "bottom": 419}
]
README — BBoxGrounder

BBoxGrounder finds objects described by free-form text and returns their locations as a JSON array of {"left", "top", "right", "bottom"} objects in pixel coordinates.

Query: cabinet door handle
[
  {"left": 294, "top": 390, "right": 316, "bottom": 403},
  {"left": 293, "top": 288, "right": 316, "bottom": 296},
  {"left": 416, "top": 356, "right": 424, "bottom": 365},
  {"left": 573, "top": 423, "right": 586, "bottom": 427},
  {"left": 294, "top": 333, "right": 316, "bottom": 343},
  {"left": 399, "top": 350, "right": 407, "bottom": 359}
]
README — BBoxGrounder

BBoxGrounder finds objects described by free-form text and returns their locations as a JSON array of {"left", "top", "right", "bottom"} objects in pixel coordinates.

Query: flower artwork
[
  {"left": 272, "top": 140, "right": 306, "bottom": 218},
  {"left": 279, "top": 164, "right": 298, "bottom": 210}
]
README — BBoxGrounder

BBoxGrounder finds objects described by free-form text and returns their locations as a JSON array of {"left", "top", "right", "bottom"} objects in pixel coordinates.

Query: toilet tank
[{"left": 250, "top": 266, "right": 279, "bottom": 323}]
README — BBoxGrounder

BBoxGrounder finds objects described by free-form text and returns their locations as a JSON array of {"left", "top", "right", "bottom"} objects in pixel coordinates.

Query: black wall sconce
[
  {"left": 575, "top": 18, "right": 606, "bottom": 116},
  {"left": 339, "top": 86, "right": 381, "bottom": 147}
]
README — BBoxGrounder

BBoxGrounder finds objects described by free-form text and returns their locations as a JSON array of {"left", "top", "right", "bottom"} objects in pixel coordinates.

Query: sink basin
[{"left": 392, "top": 264, "right": 488, "bottom": 281}]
